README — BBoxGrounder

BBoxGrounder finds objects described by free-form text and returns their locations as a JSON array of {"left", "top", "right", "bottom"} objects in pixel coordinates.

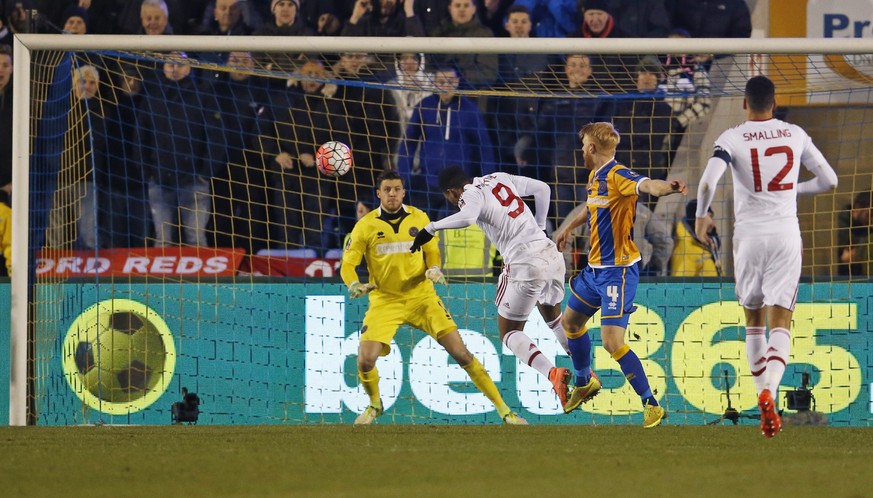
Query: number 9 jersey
[{"left": 430, "top": 172, "right": 553, "bottom": 266}]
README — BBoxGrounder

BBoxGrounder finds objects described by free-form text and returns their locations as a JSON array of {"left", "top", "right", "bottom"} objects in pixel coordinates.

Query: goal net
[{"left": 9, "top": 35, "right": 873, "bottom": 426}]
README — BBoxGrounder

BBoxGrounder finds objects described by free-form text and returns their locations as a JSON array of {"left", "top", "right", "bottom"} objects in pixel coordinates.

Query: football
[
  {"left": 315, "top": 140, "right": 353, "bottom": 177},
  {"left": 73, "top": 303, "right": 169, "bottom": 403}
]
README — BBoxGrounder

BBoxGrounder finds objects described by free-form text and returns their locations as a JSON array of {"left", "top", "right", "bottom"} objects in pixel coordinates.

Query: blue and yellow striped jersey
[{"left": 585, "top": 160, "right": 646, "bottom": 267}]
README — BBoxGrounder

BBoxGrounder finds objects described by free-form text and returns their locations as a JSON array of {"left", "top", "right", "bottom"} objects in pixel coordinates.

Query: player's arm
[
  {"left": 553, "top": 203, "right": 589, "bottom": 252},
  {"left": 694, "top": 155, "right": 728, "bottom": 246},
  {"left": 510, "top": 174, "right": 551, "bottom": 229},
  {"left": 340, "top": 225, "right": 376, "bottom": 298},
  {"left": 797, "top": 140, "right": 838, "bottom": 195},
  {"left": 410, "top": 190, "right": 484, "bottom": 252},
  {"left": 638, "top": 178, "right": 688, "bottom": 197}
]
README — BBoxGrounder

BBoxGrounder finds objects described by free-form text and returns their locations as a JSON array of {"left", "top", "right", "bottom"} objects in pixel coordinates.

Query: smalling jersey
[
  {"left": 430, "top": 172, "right": 553, "bottom": 265},
  {"left": 711, "top": 118, "right": 830, "bottom": 237},
  {"left": 585, "top": 159, "right": 648, "bottom": 268}
]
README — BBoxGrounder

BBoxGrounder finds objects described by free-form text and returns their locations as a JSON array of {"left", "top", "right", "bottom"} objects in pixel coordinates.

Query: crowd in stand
[{"left": 0, "top": 0, "right": 779, "bottom": 278}]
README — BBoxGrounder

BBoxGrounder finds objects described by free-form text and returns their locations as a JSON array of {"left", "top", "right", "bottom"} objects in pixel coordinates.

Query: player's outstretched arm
[
  {"left": 639, "top": 178, "right": 688, "bottom": 197},
  {"left": 553, "top": 205, "right": 589, "bottom": 252}
]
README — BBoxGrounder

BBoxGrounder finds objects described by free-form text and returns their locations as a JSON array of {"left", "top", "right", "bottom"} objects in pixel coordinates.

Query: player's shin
[
  {"left": 358, "top": 367, "right": 381, "bottom": 407},
  {"left": 565, "top": 327, "right": 592, "bottom": 385},
  {"left": 503, "top": 330, "right": 555, "bottom": 377},
  {"left": 462, "top": 357, "right": 511, "bottom": 419},
  {"left": 547, "top": 314, "right": 570, "bottom": 354},
  {"left": 765, "top": 328, "right": 791, "bottom": 396},
  {"left": 613, "top": 345, "right": 658, "bottom": 407},
  {"left": 745, "top": 326, "right": 768, "bottom": 394}
]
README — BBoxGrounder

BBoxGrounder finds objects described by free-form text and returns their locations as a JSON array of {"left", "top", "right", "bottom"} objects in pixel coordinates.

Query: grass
[{"left": 2, "top": 424, "right": 872, "bottom": 497}]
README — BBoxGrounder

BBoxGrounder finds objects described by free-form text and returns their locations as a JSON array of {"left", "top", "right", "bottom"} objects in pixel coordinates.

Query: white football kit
[
  {"left": 428, "top": 173, "right": 565, "bottom": 321},
  {"left": 697, "top": 118, "right": 838, "bottom": 309}
]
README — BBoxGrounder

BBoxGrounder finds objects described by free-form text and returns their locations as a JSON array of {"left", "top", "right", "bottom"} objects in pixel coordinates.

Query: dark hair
[
  {"left": 0, "top": 45, "right": 11, "bottom": 59},
  {"left": 431, "top": 63, "right": 460, "bottom": 77},
  {"left": 685, "top": 199, "right": 713, "bottom": 223},
  {"left": 745, "top": 75, "right": 775, "bottom": 112},
  {"left": 853, "top": 191, "right": 873, "bottom": 209},
  {"left": 507, "top": 4, "right": 531, "bottom": 17},
  {"left": 438, "top": 165, "right": 469, "bottom": 192},
  {"left": 376, "top": 169, "right": 403, "bottom": 188}
]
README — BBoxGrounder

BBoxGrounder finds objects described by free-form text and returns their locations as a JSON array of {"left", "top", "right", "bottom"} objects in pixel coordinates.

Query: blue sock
[
  {"left": 615, "top": 347, "right": 658, "bottom": 407},
  {"left": 567, "top": 333, "right": 592, "bottom": 386}
]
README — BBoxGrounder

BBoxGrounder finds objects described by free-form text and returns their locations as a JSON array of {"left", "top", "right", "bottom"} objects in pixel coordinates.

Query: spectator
[
  {"left": 607, "top": 0, "right": 671, "bottom": 38},
  {"left": 252, "top": 0, "right": 312, "bottom": 35},
  {"left": 0, "top": 45, "right": 11, "bottom": 197},
  {"left": 195, "top": 0, "right": 251, "bottom": 35},
  {"left": 498, "top": 4, "right": 549, "bottom": 82},
  {"left": 266, "top": 59, "right": 348, "bottom": 252},
  {"left": 659, "top": 28, "right": 713, "bottom": 164},
  {"left": 117, "top": 0, "right": 185, "bottom": 35},
  {"left": 103, "top": 62, "right": 152, "bottom": 248},
  {"left": 412, "top": 0, "right": 450, "bottom": 35},
  {"left": 70, "top": 65, "right": 103, "bottom": 250},
  {"left": 389, "top": 52, "right": 432, "bottom": 140},
  {"left": 530, "top": 54, "right": 611, "bottom": 223},
  {"left": 299, "top": 0, "right": 340, "bottom": 34},
  {"left": 836, "top": 191, "right": 873, "bottom": 277},
  {"left": 139, "top": 0, "right": 173, "bottom": 34},
  {"left": 475, "top": 0, "right": 513, "bottom": 37},
  {"left": 612, "top": 56, "right": 678, "bottom": 209},
  {"left": 634, "top": 201, "right": 674, "bottom": 276},
  {"left": 667, "top": 0, "right": 751, "bottom": 39},
  {"left": 342, "top": 0, "right": 425, "bottom": 37},
  {"left": 331, "top": 51, "right": 401, "bottom": 236},
  {"left": 1, "top": 1, "right": 29, "bottom": 45},
  {"left": 510, "top": 0, "right": 578, "bottom": 38},
  {"left": 137, "top": 52, "right": 225, "bottom": 247},
  {"left": 572, "top": 0, "right": 636, "bottom": 92},
  {"left": 398, "top": 65, "right": 495, "bottom": 219},
  {"left": 428, "top": 0, "right": 498, "bottom": 88},
  {"left": 670, "top": 199, "right": 720, "bottom": 276},
  {"left": 491, "top": 4, "right": 548, "bottom": 176},
  {"left": 211, "top": 51, "right": 273, "bottom": 254},
  {"left": 61, "top": 5, "right": 88, "bottom": 34}
]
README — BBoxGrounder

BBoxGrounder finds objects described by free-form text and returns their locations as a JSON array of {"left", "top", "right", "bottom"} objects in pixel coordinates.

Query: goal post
[{"left": 10, "top": 34, "right": 873, "bottom": 426}]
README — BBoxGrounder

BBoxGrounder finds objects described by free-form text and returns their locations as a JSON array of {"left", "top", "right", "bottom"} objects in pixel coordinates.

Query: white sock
[
  {"left": 745, "top": 326, "right": 768, "bottom": 394},
  {"left": 503, "top": 329, "right": 554, "bottom": 377},
  {"left": 546, "top": 313, "right": 570, "bottom": 354},
  {"left": 765, "top": 327, "right": 791, "bottom": 396}
]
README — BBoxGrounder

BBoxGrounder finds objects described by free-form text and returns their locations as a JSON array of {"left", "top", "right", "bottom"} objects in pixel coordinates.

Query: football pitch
[{"left": 1, "top": 424, "right": 872, "bottom": 497}]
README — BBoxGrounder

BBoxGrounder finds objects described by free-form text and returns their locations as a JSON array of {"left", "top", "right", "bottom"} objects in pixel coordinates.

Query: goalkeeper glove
[
  {"left": 425, "top": 266, "right": 447, "bottom": 285},
  {"left": 409, "top": 227, "right": 434, "bottom": 253},
  {"left": 348, "top": 281, "right": 376, "bottom": 299}
]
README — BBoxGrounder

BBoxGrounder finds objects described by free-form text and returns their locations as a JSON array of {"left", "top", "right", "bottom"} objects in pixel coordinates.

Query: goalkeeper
[{"left": 340, "top": 170, "right": 526, "bottom": 425}]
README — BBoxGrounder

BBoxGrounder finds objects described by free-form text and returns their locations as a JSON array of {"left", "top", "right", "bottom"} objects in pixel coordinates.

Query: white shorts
[
  {"left": 495, "top": 241, "right": 566, "bottom": 321},
  {"left": 733, "top": 234, "right": 801, "bottom": 311}
]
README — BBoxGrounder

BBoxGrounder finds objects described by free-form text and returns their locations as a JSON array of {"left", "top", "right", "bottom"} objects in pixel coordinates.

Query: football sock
[
  {"left": 546, "top": 313, "right": 570, "bottom": 354},
  {"left": 566, "top": 328, "right": 592, "bottom": 385},
  {"left": 613, "top": 345, "right": 658, "bottom": 407},
  {"left": 503, "top": 329, "right": 555, "bottom": 378},
  {"left": 745, "top": 326, "right": 768, "bottom": 394},
  {"left": 765, "top": 327, "right": 791, "bottom": 395},
  {"left": 462, "top": 357, "right": 511, "bottom": 418},
  {"left": 358, "top": 367, "right": 381, "bottom": 407}
]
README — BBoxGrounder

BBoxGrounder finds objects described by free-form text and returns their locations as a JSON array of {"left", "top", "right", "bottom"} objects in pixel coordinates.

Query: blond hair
[
  {"left": 72, "top": 65, "right": 99, "bottom": 99},
  {"left": 579, "top": 121, "right": 620, "bottom": 151}
]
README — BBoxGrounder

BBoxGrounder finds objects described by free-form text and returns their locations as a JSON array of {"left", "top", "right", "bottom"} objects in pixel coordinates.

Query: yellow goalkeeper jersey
[{"left": 341, "top": 205, "right": 442, "bottom": 302}]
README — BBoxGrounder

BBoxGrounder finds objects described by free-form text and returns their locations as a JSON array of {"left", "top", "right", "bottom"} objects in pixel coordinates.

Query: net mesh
[{"left": 20, "top": 45, "right": 873, "bottom": 425}]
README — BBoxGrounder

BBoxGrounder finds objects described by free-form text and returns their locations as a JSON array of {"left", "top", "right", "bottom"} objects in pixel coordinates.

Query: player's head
[
  {"left": 579, "top": 122, "right": 620, "bottom": 168},
  {"left": 376, "top": 170, "right": 405, "bottom": 213},
  {"left": 438, "top": 165, "right": 470, "bottom": 206},
  {"left": 744, "top": 75, "right": 776, "bottom": 114}
]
